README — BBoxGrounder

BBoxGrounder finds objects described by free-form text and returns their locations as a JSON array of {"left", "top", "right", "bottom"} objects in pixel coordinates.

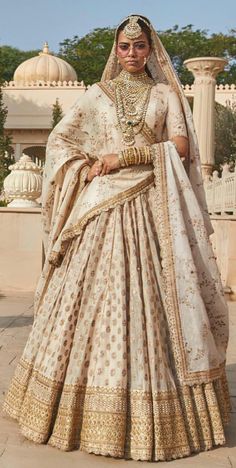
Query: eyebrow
[{"left": 118, "top": 40, "right": 147, "bottom": 45}]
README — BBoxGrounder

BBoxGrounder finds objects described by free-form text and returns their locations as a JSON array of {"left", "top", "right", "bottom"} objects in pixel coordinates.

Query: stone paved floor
[{"left": 0, "top": 294, "right": 235, "bottom": 468}]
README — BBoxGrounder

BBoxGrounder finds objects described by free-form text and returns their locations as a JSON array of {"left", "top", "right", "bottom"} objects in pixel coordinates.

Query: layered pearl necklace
[{"left": 114, "top": 69, "right": 154, "bottom": 146}]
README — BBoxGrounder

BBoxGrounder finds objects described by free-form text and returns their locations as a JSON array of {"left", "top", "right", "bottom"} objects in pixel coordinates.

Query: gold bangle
[
  {"left": 121, "top": 149, "right": 127, "bottom": 167},
  {"left": 121, "top": 146, "right": 152, "bottom": 166},
  {"left": 124, "top": 149, "right": 129, "bottom": 166},
  {"left": 136, "top": 148, "right": 141, "bottom": 164},
  {"left": 118, "top": 152, "right": 126, "bottom": 167}
]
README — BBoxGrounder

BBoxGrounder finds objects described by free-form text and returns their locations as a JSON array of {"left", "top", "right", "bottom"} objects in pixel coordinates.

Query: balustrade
[{"left": 204, "top": 163, "right": 236, "bottom": 215}]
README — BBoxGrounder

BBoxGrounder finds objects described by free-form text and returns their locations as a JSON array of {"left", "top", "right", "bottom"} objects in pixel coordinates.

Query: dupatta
[{"left": 34, "top": 15, "right": 228, "bottom": 387}]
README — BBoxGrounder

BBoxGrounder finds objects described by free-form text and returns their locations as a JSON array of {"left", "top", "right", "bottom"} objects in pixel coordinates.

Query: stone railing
[
  {"left": 3, "top": 79, "right": 236, "bottom": 106},
  {"left": 33, "top": 157, "right": 45, "bottom": 169},
  {"left": 183, "top": 83, "right": 236, "bottom": 107},
  {"left": 4, "top": 80, "right": 85, "bottom": 88},
  {"left": 183, "top": 83, "right": 236, "bottom": 92},
  {"left": 204, "top": 163, "right": 236, "bottom": 215}
]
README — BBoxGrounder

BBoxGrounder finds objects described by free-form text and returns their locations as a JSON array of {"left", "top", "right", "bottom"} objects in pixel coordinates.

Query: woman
[{"left": 3, "top": 15, "right": 230, "bottom": 462}]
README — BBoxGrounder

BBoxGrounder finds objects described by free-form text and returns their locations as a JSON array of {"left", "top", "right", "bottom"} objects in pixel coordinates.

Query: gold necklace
[{"left": 114, "top": 70, "right": 154, "bottom": 145}]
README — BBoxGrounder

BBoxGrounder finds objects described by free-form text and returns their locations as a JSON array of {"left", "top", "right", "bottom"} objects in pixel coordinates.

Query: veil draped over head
[{"left": 102, "top": 15, "right": 213, "bottom": 236}]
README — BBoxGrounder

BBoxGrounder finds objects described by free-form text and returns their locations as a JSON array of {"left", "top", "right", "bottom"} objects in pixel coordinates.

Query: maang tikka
[{"left": 123, "top": 16, "right": 142, "bottom": 39}]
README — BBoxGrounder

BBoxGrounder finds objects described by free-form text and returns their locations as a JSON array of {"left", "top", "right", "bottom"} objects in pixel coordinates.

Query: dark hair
[{"left": 116, "top": 15, "right": 152, "bottom": 46}]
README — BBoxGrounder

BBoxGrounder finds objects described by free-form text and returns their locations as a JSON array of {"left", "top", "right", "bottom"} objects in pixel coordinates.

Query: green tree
[
  {"left": 51, "top": 98, "right": 64, "bottom": 128},
  {"left": 0, "top": 95, "right": 14, "bottom": 190},
  {"left": 214, "top": 102, "right": 236, "bottom": 169},
  {"left": 0, "top": 52, "right": 14, "bottom": 191},
  {"left": 58, "top": 26, "right": 236, "bottom": 85},
  {"left": 59, "top": 28, "right": 115, "bottom": 84},
  {"left": 159, "top": 25, "right": 236, "bottom": 85},
  {"left": 0, "top": 45, "right": 40, "bottom": 82}
]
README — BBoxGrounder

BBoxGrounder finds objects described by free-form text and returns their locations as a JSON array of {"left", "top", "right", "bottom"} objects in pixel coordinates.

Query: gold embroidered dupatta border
[
  {"left": 49, "top": 173, "right": 154, "bottom": 266},
  {"left": 48, "top": 139, "right": 226, "bottom": 386},
  {"left": 152, "top": 142, "right": 225, "bottom": 385}
]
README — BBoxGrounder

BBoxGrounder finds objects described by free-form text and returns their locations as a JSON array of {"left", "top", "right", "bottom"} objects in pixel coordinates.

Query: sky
[{"left": 0, "top": 0, "right": 236, "bottom": 53}]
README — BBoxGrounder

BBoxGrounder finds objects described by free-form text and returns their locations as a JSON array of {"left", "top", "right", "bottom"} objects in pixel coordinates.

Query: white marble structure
[
  {"left": 2, "top": 43, "right": 86, "bottom": 163},
  {"left": 3, "top": 154, "right": 42, "bottom": 207},
  {"left": 184, "top": 57, "right": 228, "bottom": 177},
  {"left": 14, "top": 42, "right": 77, "bottom": 83},
  {"left": 204, "top": 163, "right": 236, "bottom": 215}
]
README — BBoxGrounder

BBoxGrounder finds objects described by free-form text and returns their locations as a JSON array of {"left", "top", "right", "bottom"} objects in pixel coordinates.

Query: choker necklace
[
  {"left": 115, "top": 69, "right": 154, "bottom": 84},
  {"left": 114, "top": 70, "right": 154, "bottom": 145}
]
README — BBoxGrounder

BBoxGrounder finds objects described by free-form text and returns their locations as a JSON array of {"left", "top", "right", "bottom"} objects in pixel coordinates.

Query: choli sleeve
[{"left": 166, "top": 87, "right": 188, "bottom": 139}]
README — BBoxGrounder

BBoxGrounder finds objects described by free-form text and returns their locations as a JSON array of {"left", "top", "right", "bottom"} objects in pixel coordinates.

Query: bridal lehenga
[{"left": 3, "top": 15, "right": 230, "bottom": 462}]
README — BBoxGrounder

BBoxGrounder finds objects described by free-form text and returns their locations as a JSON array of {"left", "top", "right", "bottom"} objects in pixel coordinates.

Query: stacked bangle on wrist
[{"left": 118, "top": 145, "right": 152, "bottom": 167}]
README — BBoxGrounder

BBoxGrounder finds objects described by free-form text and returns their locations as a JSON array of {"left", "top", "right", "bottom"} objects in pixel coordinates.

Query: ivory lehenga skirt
[{"left": 3, "top": 187, "right": 230, "bottom": 461}]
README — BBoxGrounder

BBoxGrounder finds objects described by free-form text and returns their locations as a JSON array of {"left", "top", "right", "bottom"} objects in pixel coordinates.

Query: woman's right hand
[{"left": 86, "top": 160, "right": 103, "bottom": 182}]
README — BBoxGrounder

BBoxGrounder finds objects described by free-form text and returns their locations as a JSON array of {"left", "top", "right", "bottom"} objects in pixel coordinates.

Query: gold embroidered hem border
[{"left": 3, "top": 358, "right": 230, "bottom": 461}]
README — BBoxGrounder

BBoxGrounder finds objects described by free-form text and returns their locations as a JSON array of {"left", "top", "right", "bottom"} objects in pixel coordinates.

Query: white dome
[{"left": 13, "top": 42, "right": 77, "bottom": 83}]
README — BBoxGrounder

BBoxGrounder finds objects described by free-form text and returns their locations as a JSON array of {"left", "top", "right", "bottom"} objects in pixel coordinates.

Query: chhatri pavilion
[{"left": 3, "top": 43, "right": 86, "bottom": 165}]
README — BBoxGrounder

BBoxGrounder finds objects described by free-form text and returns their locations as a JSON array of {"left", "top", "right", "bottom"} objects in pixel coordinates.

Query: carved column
[{"left": 184, "top": 57, "right": 227, "bottom": 177}]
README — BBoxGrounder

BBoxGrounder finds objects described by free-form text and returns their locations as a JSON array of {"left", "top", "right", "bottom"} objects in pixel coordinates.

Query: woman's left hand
[{"left": 100, "top": 154, "right": 120, "bottom": 176}]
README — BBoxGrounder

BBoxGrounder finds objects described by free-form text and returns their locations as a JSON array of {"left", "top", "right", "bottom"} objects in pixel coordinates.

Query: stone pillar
[
  {"left": 14, "top": 143, "right": 22, "bottom": 161},
  {"left": 184, "top": 57, "right": 227, "bottom": 177}
]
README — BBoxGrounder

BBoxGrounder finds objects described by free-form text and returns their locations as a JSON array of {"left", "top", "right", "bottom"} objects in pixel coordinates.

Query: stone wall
[
  {"left": 0, "top": 209, "right": 235, "bottom": 300},
  {"left": 211, "top": 216, "right": 236, "bottom": 300},
  {"left": 0, "top": 208, "right": 42, "bottom": 293}
]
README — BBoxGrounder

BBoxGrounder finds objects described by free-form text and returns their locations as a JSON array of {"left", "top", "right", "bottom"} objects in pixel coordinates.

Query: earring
[
  {"left": 144, "top": 57, "right": 147, "bottom": 65},
  {"left": 116, "top": 55, "right": 120, "bottom": 64}
]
